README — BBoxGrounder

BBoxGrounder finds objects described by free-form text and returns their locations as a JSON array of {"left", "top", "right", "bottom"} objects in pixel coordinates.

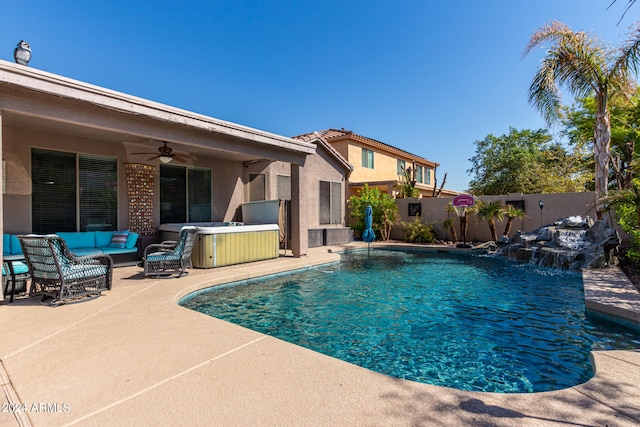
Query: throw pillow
[{"left": 110, "top": 230, "right": 129, "bottom": 248}]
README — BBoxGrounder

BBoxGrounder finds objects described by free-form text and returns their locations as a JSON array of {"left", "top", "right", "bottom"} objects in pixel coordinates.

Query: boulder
[{"left": 493, "top": 217, "right": 620, "bottom": 272}]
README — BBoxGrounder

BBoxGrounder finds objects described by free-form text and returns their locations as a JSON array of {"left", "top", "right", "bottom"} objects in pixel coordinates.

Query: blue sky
[{"left": 1, "top": 1, "right": 637, "bottom": 191}]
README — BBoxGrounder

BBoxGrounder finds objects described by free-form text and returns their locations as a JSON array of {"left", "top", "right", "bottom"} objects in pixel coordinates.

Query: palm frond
[
  {"left": 522, "top": 20, "right": 573, "bottom": 58},
  {"left": 614, "top": 21, "right": 640, "bottom": 76}
]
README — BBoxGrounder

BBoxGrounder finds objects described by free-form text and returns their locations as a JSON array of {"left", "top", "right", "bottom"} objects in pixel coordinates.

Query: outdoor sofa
[{"left": 4, "top": 231, "right": 139, "bottom": 266}]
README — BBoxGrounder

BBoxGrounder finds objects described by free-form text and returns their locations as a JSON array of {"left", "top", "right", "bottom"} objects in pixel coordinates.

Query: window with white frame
[
  {"left": 361, "top": 148, "right": 374, "bottom": 169},
  {"left": 397, "top": 159, "right": 406, "bottom": 176},
  {"left": 319, "top": 180, "right": 342, "bottom": 224},
  {"left": 425, "top": 167, "right": 431, "bottom": 185},
  {"left": 31, "top": 149, "right": 118, "bottom": 233}
]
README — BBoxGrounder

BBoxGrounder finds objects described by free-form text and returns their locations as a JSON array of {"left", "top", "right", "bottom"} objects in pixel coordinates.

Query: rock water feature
[{"left": 494, "top": 216, "right": 621, "bottom": 272}]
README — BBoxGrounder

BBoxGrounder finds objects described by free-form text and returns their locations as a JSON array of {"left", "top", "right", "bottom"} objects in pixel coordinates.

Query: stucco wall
[
  {"left": 248, "top": 146, "right": 347, "bottom": 228},
  {"left": 2, "top": 125, "right": 247, "bottom": 233},
  {"left": 391, "top": 192, "right": 599, "bottom": 243}
]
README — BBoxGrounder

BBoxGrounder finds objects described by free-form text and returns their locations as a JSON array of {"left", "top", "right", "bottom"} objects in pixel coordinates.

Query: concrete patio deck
[{"left": 1, "top": 243, "right": 639, "bottom": 426}]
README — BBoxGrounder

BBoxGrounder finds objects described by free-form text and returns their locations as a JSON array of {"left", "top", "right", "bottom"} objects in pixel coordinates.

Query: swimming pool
[{"left": 179, "top": 249, "right": 640, "bottom": 393}]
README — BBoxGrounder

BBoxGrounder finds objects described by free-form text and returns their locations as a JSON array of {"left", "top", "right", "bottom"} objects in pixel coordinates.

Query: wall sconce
[{"left": 539, "top": 200, "right": 544, "bottom": 226}]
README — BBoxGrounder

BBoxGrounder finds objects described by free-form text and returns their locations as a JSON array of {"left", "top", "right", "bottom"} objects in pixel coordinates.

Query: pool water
[{"left": 179, "top": 249, "right": 640, "bottom": 393}]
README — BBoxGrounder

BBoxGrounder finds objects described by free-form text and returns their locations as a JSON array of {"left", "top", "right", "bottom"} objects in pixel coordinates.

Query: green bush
[
  {"left": 604, "top": 177, "right": 640, "bottom": 262},
  {"left": 613, "top": 202, "right": 640, "bottom": 261},
  {"left": 402, "top": 216, "right": 436, "bottom": 243},
  {"left": 348, "top": 184, "right": 398, "bottom": 241}
]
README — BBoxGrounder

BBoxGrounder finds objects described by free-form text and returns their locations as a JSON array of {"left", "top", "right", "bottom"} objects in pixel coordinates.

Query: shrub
[
  {"left": 348, "top": 184, "right": 398, "bottom": 241},
  {"left": 402, "top": 216, "right": 436, "bottom": 243}
]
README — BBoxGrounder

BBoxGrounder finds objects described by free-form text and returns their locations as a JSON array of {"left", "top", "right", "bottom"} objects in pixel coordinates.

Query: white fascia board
[{"left": 0, "top": 60, "right": 315, "bottom": 155}]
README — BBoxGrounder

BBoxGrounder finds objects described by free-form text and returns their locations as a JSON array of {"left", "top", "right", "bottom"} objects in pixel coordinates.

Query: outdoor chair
[
  {"left": 18, "top": 234, "right": 113, "bottom": 305},
  {"left": 143, "top": 226, "right": 197, "bottom": 277}
]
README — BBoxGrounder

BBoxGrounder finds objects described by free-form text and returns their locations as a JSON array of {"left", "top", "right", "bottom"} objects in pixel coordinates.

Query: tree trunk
[
  {"left": 488, "top": 220, "right": 497, "bottom": 242},
  {"left": 594, "top": 101, "right": 611, "bottom": 219},
  {"left": 460, "top": 215, "right": 468, "bottom": 243},
  {"left": 503, "top": 218, "right": 514, "bottom": 237}
]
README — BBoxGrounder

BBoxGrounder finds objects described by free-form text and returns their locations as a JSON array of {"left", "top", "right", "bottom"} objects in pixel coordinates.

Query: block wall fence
[{"left": 387, "top": 192, "right": 609, "bottom": 243}]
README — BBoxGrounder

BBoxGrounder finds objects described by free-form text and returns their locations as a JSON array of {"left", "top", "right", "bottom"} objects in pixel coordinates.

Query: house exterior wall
[
  {"left": 243, "top": 145, "right": 347, "bottom": 228},
  {"left": 303, "top": 144, "right": 347, "bottom": 228},
  {"left": 327, "top": 136, "right": 437, "bottom": 199},
  {"left": 2, "top": 125, "right": 248, "bottom": 234}
]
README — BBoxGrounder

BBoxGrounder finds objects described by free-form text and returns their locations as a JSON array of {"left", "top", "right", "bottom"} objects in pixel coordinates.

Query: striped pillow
[{"left": 109, "top": 231, "right": 129, "bottom": 248}]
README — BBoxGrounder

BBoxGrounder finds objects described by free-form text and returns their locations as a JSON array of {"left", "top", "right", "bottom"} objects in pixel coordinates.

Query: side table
[{"left": 3, "top": 254, "right": 27, "bottom": 303}]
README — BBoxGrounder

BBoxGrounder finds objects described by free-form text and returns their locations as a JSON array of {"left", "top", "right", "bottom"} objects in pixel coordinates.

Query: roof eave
[{"left": 0, "top": 60, "right": 315, "bottom": 155}]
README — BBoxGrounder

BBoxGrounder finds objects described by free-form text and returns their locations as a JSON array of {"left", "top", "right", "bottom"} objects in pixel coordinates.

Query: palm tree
[
  {"left": 524, "top": 20, "right": 640, "bottom": 219},
  {"left": 502, "top": 205, "right": 526, "bottom": 238},
  {"left": 476, "top": 200, "right": 504, "bottom": 242},
  {"left": 443, "top": 217, "right": 458, "bottom": 242}
]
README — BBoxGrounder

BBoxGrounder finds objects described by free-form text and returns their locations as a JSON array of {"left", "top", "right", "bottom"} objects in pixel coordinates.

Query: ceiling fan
[{"left": 132, "top": 141, "right": 195, "bottom": 164}]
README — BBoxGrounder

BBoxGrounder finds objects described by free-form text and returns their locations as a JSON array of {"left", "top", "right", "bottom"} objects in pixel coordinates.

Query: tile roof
[
  {"left": 292, "top": 130, "right": 353, "bottom": 175},
  {"left": 294, "top": 128, "right": 438, "bottom": 167}
]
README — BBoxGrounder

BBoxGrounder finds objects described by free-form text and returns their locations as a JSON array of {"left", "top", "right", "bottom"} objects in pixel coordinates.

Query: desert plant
[
  {"left": 395, "top": 166, "right": 419, "bottom": 198},
  {"left": 502, "top": 204, "right": 526, "bottom": 237},
  {"left": 476, "top": 200, "right": 504, "bottom": 242},
  {"left": 443, "top": 217, "right": 458, "bottom": 242},
  {"left": 402, "top": 216, "right": 436, "bottom": 243}
]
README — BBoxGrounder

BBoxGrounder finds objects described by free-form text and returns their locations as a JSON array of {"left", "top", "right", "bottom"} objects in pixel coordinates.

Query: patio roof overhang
[{"left": 0, "top": 60, "right": 315, "bottom": 165}]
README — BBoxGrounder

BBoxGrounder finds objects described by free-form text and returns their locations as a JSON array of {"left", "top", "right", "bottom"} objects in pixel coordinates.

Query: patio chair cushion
[
  {"left": 56, "top": 232, "right": 96, "bottom": 249},
  {"left": 146, "top": 252, "right": 181, "bottom": 262},
  {"left": 125, "top": 232, "right": 138, "bottom": 249},
  {"left": 101, "top": 247, "right": 139, "bottom": 255},
  {"left": 2, "top": 261, "right": 29, "bottom": 276},
  {"left": 60, "top": 263, "right": 110, "bottom": 280},
  {"left": 109, "top": 231, "right": 129, "bottom": 248},
  {"left": 94, "top": 231, "right": 139, "bottom": 249},
  {"left": 94, "top": 231, "right": 114, "bottom": 247},
  {"left": 3, "top": 234, "right": 9, "bottom": 256},
  {"left": 10, "top": 235, "right": 23, "bottom": 255}
]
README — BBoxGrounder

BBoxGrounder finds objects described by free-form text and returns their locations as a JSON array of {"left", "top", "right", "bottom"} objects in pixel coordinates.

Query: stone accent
[{"left": 496, "top": 216, "right": 621, "bottom": 272}]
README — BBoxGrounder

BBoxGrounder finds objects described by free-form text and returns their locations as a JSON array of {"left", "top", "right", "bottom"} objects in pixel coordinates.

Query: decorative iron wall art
[{"left": 125, "top": 163, "right": 155, "bottom": 234}]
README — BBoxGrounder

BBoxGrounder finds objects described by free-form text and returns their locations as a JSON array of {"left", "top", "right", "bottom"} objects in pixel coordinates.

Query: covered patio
[{"left": 0, "top": 59, "right": 320, "bottom": 277}]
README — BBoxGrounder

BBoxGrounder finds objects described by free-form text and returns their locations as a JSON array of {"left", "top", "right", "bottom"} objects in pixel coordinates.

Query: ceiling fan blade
[
  {"left": 173, "top": 153, "right": 197, "bottom": 163},
  {"left": 131, "top": 152, "right": 157, "bottom": 155}
]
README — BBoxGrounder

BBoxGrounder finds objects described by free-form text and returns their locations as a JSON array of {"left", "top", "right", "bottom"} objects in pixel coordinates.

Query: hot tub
[{"left": 159, "top": 223, "right": 280, "bottom": 268}]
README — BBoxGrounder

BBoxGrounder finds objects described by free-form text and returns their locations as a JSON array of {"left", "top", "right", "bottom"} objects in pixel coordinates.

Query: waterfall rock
[{"left": 494, "top": 216, "right": 620, "bottom": 272}]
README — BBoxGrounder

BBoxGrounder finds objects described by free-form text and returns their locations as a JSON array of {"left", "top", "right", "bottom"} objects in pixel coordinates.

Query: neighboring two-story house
[{"left": 294, "top": 129, "right": 458, "bottom": 199}]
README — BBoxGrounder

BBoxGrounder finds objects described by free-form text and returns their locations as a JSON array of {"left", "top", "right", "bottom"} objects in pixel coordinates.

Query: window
[
  {"left": 397, "top": 159, "right": 406, "bottom": 175},
  {"left": 425, "top": 167, "right": 431, "bottom": 185},
  {"left": 160, "top": 165, "right": 212, "bottom": 223},
  {"left": 32, "top": 149, "right": 117, "bottom": 233},
  {"left": 277, "top": 175, "right": 291, "bottom": 200},
  {"left": 319, "top": 181, "right": 342, "bottom": 224},
  {"left": 415, "top": 165, "right": 424, "bottom": 184},
  {"left": 361, "top": 148, "right": 374, "bottom": 169},
  {"left": 249, "top": 173, "right": 266, "bottom": 201}
]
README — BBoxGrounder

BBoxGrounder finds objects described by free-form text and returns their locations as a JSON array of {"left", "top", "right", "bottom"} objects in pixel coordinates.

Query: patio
[{"left": 1, "top": 244, "right": 639, "bottom": 426}]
